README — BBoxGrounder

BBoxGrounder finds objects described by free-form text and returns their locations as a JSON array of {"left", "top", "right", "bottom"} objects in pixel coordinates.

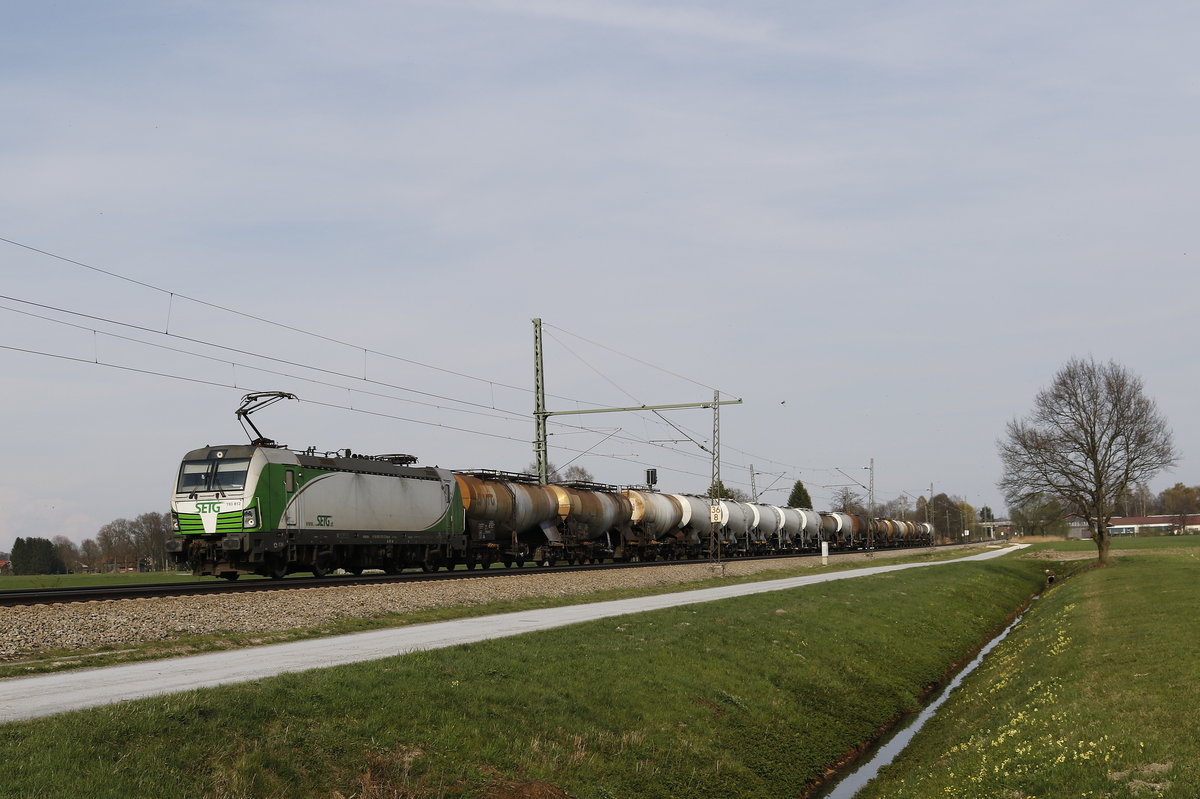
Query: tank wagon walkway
[{"left": 0, "top": 545, "right": 1024, "bottom": 723}]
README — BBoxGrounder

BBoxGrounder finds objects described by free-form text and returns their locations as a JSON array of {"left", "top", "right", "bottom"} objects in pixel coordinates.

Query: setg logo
[
  {"left": 196, "top": 502, "right": 222, "bottom": 514},
  {"left": 316, "top": 515, "right": 333, "bottom": 527}
]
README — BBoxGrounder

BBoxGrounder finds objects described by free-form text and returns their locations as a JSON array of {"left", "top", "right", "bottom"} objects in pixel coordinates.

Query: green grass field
[
  {"left": 856, "top": 541, "right": 1200, "bottom": 798},
  {"left": 1019, "top": 533, "right": 1200, "bottom": 553},
  {"left": 0, "top": 555, "right": 1046, "bottom": 798}
]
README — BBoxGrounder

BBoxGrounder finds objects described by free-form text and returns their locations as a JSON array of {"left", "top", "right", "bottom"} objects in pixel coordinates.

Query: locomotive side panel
[{"left": 284, "top": 470, "right": 456, "bottom": 534}]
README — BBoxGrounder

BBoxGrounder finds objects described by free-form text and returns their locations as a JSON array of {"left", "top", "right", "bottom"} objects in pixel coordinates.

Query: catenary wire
[
  {"left": 2, "top": 237, "right": 875, "bottom": 496},
  {"left": 0, "top": 236, "right": 793, "bottom": 476},
  {"left": 0, "top": 235, "right": 600, "bottom": 408},
  {"left": 0, "top": 297, "right": 739, "bottom": 469}
]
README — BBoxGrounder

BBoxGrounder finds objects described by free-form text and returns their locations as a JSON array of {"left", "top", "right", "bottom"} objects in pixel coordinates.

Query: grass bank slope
[
  {"left": 0, "top": 558, "right": 1043, "bottom": 799},
  {"left": 858, "top": 544, "right": 1200, "bottom": 798}
]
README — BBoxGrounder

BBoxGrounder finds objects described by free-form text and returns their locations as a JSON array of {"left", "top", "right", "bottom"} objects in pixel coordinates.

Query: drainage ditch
[{"left": 809, "top": 598, "right": 1036, "bottom": 798}]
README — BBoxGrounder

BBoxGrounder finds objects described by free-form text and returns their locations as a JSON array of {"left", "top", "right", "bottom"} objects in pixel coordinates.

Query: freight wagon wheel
[{"left": 311, "top": 562, "right": 329, "bottom": 578}]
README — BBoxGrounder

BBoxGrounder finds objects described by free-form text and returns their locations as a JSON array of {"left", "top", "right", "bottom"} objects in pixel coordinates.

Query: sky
[{"left": 3, "top": 1, "right": 1198, "bottom": 549}]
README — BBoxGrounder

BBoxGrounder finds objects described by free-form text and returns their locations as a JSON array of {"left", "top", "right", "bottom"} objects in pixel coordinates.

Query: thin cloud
[{"left": 482, "top": 0, "right": 774, "bottom": 44}]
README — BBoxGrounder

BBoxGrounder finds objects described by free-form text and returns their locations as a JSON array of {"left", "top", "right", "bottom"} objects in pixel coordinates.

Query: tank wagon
[{"left": 169, "top": 441, "right": 934, "bottom": 580}]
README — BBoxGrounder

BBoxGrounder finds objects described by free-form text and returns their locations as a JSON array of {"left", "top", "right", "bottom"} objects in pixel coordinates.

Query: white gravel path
[{"left": 0, "top": 545, "right": 1023, "bottom": 722}]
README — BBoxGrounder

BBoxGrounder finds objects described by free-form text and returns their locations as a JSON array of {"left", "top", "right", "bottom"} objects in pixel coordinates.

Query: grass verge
[
  {"left": 1, "top": 556, "right": 1044, "bottom": 798},
  {"left": 856, "top": 545, "right": 1200, "bottom": 798},
  {"left": 1016, "top": 534, "right": 1200, "bottom": 555}
]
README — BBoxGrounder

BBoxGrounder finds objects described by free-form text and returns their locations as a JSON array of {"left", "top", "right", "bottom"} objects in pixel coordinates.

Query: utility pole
[
  {"left": 928, "top": 482, "right": 934, "bottom": 540},
  {"left": 533, "top": 319, "right": 549, "bottom": 483},
  {"left": 711, "top": 390, "right": 722, "bottom": 564},
  {"left": 531, "top": 319, "right": 741, "bottom": 498},
  {"left": 867, "top": 457, "right": 875, "bottom": 549},
  {"left": 868, "top": 458, "right": 875, "bottom": 518}
]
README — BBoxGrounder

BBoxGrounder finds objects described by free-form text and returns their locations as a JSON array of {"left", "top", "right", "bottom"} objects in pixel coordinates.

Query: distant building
[
  {"left": 1108, "top": 514, "right": 1200, "bottom": 536},
  {"left": 979, "top": 521, "right": 1014, "bottom": 539},
  {"left": 1066, "top": 514, "right": 1200, "bottom": 539}
]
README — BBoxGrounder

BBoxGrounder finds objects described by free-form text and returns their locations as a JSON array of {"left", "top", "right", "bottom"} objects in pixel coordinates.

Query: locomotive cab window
[
  {"left": 177, "top": 461, "right": 210, "bottom": 493},
  {"left": 176, "top": 458, "right": 251, "bottom": 493},
  {"left": 213, "top": 458, "right": 250, "bottom": 490}
]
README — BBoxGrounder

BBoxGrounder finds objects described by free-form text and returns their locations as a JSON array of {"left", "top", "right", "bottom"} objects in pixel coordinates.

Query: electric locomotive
[{"left": 168, "top": 443, "right": 465, "bottom": 579}]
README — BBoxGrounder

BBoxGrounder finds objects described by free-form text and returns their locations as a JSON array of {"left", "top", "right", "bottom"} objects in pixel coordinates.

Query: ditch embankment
[{"left": 851, "top": 538, "right": 1200, "bottom": 798}]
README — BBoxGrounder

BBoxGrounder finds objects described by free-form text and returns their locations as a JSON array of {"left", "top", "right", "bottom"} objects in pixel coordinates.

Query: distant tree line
[
  {"left": 1113, "top": 482, "right": 1200, "bottom": 518},
  {"left": 1005, "top": 482, "right": 1200, "bottom": 538},
  {"left": 6, "top": 512, "right": 174, "bottom": 576}
]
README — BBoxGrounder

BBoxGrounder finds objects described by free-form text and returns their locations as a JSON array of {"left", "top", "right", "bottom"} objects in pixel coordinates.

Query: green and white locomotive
[
  {"left": 168, "top": 392, "right": 468, "bottom": 579},
  {"left": 168, "top": 443, "right": 467, "bottom": 579}
]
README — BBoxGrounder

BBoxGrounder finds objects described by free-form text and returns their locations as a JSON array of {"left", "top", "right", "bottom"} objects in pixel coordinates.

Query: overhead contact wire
[{"left": 0, "top": 235, "right": 602, "bottom": 408}]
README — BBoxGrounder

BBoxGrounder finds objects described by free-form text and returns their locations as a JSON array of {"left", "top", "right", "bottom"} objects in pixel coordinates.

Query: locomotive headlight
[
  {"left": 242, "top": 507, "right": 259, "bottom": 529},
  {"left": 171, "top": 514, "right": 180, "bottom": 533}
]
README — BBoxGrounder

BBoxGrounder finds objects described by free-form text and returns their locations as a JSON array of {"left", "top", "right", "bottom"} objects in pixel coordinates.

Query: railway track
[
  {"left": 0, "top": 548, "right": 923, "bottom": 607},
  {"left": 0, "top": 561, "right": 558, "bottom": 607}
]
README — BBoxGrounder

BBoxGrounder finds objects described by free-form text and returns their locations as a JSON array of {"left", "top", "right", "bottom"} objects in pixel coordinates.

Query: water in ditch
[{"left": 811, "top": 603, "right": 1031, "bottom": 798}]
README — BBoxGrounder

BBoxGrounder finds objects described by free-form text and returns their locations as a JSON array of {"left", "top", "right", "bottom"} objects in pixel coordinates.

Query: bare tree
[
  {"left": 831, "top": 487, "right": 865, "bottom": 515},
  {"left": 706, "top": 479, "right": 749, "bottom": 501},
  {"left": 998, "top": 357, "right": 1177, "bottom": 565},
  {"left": 130, "top": 511, "right": 173, "bottom": 570},
  {"left": 879, "top": 495, "right": 913, "bottom": 520},
  {"left": 1008, "top": 493, "right": 1068, "bottom": 537},
  {"left": 96, "top": 518, "right": 135, "bottom": 570},
  {"left": 524, "top": 462, "right": 596, "bottom": 484},
  {"left": 52, "top": 535, "right": 82, "bottom": 572}
]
